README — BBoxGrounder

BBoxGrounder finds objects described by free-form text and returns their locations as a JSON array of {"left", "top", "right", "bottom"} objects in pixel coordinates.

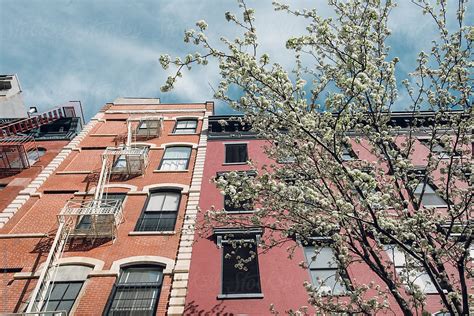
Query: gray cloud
[{"left": 0, "top": 0, "right": 471, "bottom": 120}]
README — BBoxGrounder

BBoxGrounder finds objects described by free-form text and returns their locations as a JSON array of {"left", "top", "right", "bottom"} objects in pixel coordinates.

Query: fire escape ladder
[
  {"left": 23, "top": 116, "right": 157, "bottom": 314},
  {"left": 25, "top": 221, "right": 72, "bottom": 313},
  {"left": 95, "top": 153, "right": 113, "bottom": 201}
]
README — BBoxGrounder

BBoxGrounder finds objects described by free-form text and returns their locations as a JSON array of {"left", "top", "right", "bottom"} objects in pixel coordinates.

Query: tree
[{"left": 160, "top": 0, "right": 472, "bottom": 314}]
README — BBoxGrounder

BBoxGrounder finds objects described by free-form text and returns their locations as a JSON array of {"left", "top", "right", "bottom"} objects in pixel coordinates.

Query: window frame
[
  {"left": 302, "top": 238, "right": 351, "bottom": 296},
  {"left": 41, "top": 280, "right": 84, "bottom": 314},
  {"left": 104, "top": 265, "right": 163, "bottom": 316},
  {"left": 224, "top": 143, "right": 248, "bottom": 164},
  {"left": 134, "top": 190, "right": 181, "bottom": 232},
  {"left": 172, "top": 119, "right": 198, "bottom": 134},
  {"left": 217, "top": 171, "right": 256, "bottom": 214},
  {"left": 223, "top": 194, "right": 254, "bottom": 213},
  {"left": 158, "top": 146, "right": 192, "bottom": 171},
  {"left": 215, "top": 228, "right": 263, "bottom": 299},
  {"left": 341, "top": 145, "right": 358, "bottom": 161},
  {"left": 76, "top": 193, "right": 127, "bottom": 231},
  {"left": 413, "top": 181, "right": 448, "bottom": 208},
  {"left": 418, "top": 138, "right": 459, "bottom": 159},
  {"left": 384, "top": 244, "right": 438, "bottom": 294},
  {"left": 36, "top": 264, "right": 92, "bottom": 314},
  {"left": 27, "top": 148, "right": 46, "bottom": 166}
]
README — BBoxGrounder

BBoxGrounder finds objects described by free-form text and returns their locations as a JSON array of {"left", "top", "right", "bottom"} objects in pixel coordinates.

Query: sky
[{"left": 0, "top": 0, "right": 472, "bottom": 121}]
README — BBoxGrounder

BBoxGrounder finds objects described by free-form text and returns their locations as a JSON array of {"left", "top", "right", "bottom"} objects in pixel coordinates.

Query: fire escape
[
  {"left": 25, "top": 116, "right": 163, "bottom": 314},
  {"left": 0, "top": 108, "right": 68, "bottom": 176}
]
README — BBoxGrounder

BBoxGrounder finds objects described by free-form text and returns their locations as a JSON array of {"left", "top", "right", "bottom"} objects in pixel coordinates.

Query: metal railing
[
  {"left": 135, "top": 215, "right": 176, "bottom": 232},
  {"left": 0, "top": 107, "right": 65, "bottom": 136},
  {"left": 25, "top": 223, "right": 70, "bottom": 314},
  {"left": 130, "top": 116, "right": 163, "bottom": 141},
  {"left": 106, "top": 282, "right": 161, "bottom": 315},
  {"left": 0, "top": 135, "right": 38, "bottom": 170},
  {"left": 58, "top": 198, "right": 124, "bottom": 238},
  {"left": 102, "top": 146, "right": 149, "bottom": 176}
]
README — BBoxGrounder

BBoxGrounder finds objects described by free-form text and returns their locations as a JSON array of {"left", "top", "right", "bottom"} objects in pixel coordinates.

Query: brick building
[
  {"left": 184, "top": 114, "right": 472, "bottom": 315},
  {"left": 0, "top": 98, "right": 214, "bottom": 316}
]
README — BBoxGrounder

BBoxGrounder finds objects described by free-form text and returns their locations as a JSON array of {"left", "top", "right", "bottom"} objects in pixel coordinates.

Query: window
[
  {"left": 414, "top": 182, "right": 447, "bottom": 207},
  {"left": 224, "top": 194, "right": 253, "bottom": 213},
  {"left": 76, "top": 194, "right": 126, "bottom": 230},
  {"left": 419, "top": 139, "right": 450, "bottom": 158},
  {"left": 384, "top": 244, "right": 437, "bottom": 293},
  {"left": 135, "top": 191, "right": 180, "bottom": 232},
  {"left": 173, "top": 119, "right": 197, "bottom": 134},
  {"left": 277, "top": 155, "right": 296, "bottom": 164},
  {"left": 113, "top": 155, "right": 127, "bottom": 169},
  {"left": 138, "top": 121, "right": 148, "bottom": 130},
  {"left": 136, "top": 120, "right": 161, "bottom": 138},
  {"left": 42, "top": 281, "right": 83, "bottom": 313},
  {"left": 225, "top": 143, "right": 248, "bottom": 164},
  {"left": 216, "top": 229, "right": 262, "bottom": 298},
  {"left": 341, "top": 145, "right": 357, "bottom": 161},
  {"left": 303, "top": 244, "right": 349, "bottom": 295},
  {"left": 27, "top": 148, "right": 46, "bottom": 166},
  {"left": 106, "top": 266, "right": 163, "bottom": 315},
  {"left": 159, "top": 147, "right": 191, "bottom": 171},
  {"left": 39, "top": 265, "right": 92, "bottom": 313}
]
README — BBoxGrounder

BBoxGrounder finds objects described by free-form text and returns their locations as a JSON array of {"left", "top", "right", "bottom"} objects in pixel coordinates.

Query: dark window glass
[
  {"left": 224, "top": 195, "right": 253, "bottom": 213},
  {"left": 304, "top": 246, "right": 348, "bottom": 295},
  {"left": 414, "top": 183, "right": 447, "bottom": 207},
  {"left": 135, "top": 192, "right": 180, "bottom": 231},
  {"left": 419, "top": 139, "right": 446, "bottom": 154},
  {"left": 106, "top": 266, "right": 163, "bottom": 316},
  {"left": 173, "top": 120, "right": 197, "bottom": 134},
  {"left": 41, "top": 281, "right": 83, "bottom": 313},
  {"left": 159, "top": 147, "right": 191, "bottom": 171},
  {"left": 225, "top": 144, "right": 248, "bottom": 163},
  {"left": 222, "top": 238, "right": 261, "bottom": 295},
  {"left": 341, "top": 146, "right": 357, "bottom": 161}
]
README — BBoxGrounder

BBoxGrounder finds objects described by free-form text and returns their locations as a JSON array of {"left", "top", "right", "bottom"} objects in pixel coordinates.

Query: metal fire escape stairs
[
  {"left": 0, "top": 107, "right": 66, "bottom": 136},
  {"left": 25, "top": 117, "right": 160, "bottom": 314}
]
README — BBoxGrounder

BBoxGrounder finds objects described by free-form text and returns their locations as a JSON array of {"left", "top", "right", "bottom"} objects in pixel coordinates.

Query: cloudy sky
[{"left": 0, "top": 0, "right": 471, "bottom": 121}]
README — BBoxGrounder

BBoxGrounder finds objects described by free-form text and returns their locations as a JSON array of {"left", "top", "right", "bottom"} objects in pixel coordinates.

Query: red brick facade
[{"left": 0, "top": 100, "right": 213, "bottom": 315}]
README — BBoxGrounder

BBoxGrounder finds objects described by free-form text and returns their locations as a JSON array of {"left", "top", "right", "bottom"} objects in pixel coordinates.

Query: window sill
[
  {"left": 225, "top": 210, "right": 255, "bottom": 214},
  {"left": 153, "top": 170, "right": 189, "bottom": 173},
  {"left": 317, "top": 292, "right": 350, "bottom": 297},
  {"left": 222, "top": 162, "right": 247, "bottom": 166},
  {"left": 168, "top": 133, "right": 200, "bottom": 136},
  {"left": 422, "top": 205, "right": 448, "bottom": 208},
  {"left": 217, "top": 293, "right": 264, "bottom": 300},
  {"left": 129, "top": 231, "right": 176, "bottom": 236}
]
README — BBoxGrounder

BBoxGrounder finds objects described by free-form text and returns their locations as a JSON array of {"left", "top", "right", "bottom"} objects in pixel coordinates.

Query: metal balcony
[
  {"left": 103, "top": 146, "right": 149, "bottom": 176},
  {"left": 0, "top": 135, "right": 38, "bottom": 171},
  {"left": 58, "top": 198, "right": 124, "bottom": 239}
]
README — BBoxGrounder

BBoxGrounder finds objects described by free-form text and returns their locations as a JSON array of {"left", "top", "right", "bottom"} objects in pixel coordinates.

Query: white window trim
[
  {"left": 87, "top": 184, "right": 138, "bottom": 195},
  {"left": 159, "top": 142, "right": 198, "bottom": 149},
  {"left": 143, "top": 183, "right": 189, "bottom": 194},
  {"left": 110, "top": 256, "right": 175, "bottom": 275}
]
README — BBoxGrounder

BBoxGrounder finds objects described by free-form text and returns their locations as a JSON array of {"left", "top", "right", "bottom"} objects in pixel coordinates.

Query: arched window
[
  {"left": 135, "top": 191, "right": 180, "bottom": 232},
  {"left": 105, "top": 265, "right": 163, "bottom": 315},
  {"left": 158, "top": 146, "right": 191, "bottom": 171},
  {"left": 40, "top": 265, "right": 92, "bottom": 313}
]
